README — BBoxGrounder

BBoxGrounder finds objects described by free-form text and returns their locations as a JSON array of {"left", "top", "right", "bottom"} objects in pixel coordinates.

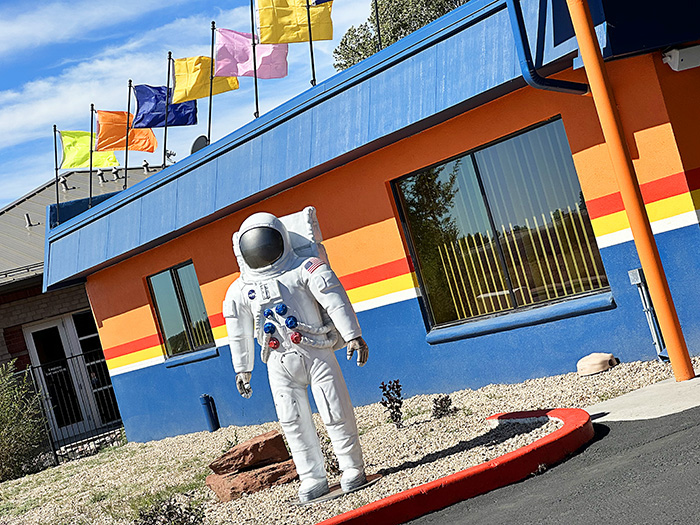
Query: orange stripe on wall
[
  {"left": 103, "top": 334, "right": 162, "bottom": 360},
  {"left": 587, "top": 170, "right": 692, "bottom": 220}
]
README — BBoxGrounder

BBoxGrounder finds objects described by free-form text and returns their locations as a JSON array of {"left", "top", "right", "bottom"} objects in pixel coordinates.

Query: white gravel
[{"left": 0, "top": 357, "right": 696, "bottom": 525}]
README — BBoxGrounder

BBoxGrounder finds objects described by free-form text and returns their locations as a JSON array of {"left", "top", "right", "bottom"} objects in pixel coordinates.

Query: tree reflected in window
[{"left": 395, "top": 119, "right": 608, "bottom": 327}]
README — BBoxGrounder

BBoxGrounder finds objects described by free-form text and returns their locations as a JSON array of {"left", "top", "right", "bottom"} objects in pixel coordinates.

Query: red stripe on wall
[
  {"left": 586, "top": 192, "right": 623, "bottom": 220},
  {"left": 640, "top": 171, "right": 689, "bottom": 205},
  {"left": 587, "top": 169, "right": 694, "bottom": 220},
  {"left": 339, "top": 258, "right": 413, "bottom": 290},
  {"left": 103, "top": 333, "right": 162, "bottom": 360},
  {"left": 210, "top": 313, "right": 225, "bottom": 329}
]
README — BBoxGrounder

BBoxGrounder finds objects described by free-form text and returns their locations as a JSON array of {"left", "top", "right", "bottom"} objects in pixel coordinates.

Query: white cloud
[
  {"left": 0, "top": 0, "right": 372, "bottom": 208},
  {"left": 0, "top": 0, "right": 190, "bottom": 58}
]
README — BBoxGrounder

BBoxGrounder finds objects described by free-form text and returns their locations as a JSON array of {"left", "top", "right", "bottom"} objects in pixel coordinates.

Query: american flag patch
[{"left": 304, "top": 257, "right": 325, "bottom": 274}]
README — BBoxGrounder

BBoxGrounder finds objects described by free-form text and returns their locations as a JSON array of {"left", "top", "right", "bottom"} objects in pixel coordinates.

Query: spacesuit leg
[
  {"left": 267, "top": 350, "right": 327, "bottom": 499},
  {"left": 309, "top": 350, "right": 364, "bottom": 475}
]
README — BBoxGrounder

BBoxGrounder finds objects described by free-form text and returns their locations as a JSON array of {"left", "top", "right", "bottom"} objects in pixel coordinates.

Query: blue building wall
[{"left": 114, "top": 223, "right": 700, "bottom": 443}]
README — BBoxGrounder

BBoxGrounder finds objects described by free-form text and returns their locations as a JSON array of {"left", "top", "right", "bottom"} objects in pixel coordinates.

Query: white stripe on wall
[{"left": 595, "top": 211, "right": 699, "bottom": 249}]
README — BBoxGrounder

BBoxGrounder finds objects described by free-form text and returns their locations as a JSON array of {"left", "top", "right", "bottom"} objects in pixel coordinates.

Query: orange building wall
[{"left": 86, "top": 53, "right": 697, "bottom": 373}]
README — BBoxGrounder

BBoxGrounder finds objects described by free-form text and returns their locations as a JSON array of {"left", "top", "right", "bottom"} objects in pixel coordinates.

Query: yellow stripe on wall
[
  {"left": 646, "top": 193, "right": 695, "bottom": 222},
  {"left": 591, "top": 193, "right": 696, "bottom": 238},
  {"left": 212, "top": 324, "right": 228, "bottom": 340},
  {"left": 591, "top": 210, "right": 628, "bottom": 238},
  {"left": 346, "top": 273, "right": 417, "bottom": 304},
  {"left": 106, "top": 345, "right": 164, "bottom": 370}
]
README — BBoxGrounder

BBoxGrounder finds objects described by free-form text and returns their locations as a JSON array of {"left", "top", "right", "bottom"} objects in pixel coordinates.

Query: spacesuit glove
[
  {"left": 236, "top": 372, "right": 253, "bottom": 398},
  {"left": 346, "top": 336, "right": 369, "bottom": 367}
]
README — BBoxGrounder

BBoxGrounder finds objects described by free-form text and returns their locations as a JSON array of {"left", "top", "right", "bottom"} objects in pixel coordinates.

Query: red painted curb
[{"left": 317, "top": 408, "right": 594, "bottom": 525}]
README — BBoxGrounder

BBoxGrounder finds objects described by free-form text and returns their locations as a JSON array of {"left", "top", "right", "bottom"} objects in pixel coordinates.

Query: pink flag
[{"left": 215, "top": 28, "right": 288, "bottom": 79}]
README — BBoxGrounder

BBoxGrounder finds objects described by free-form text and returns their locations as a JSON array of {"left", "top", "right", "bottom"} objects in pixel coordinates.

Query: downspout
[
  {"left": 506, "top": 0, "right": 589, "bottom": 95},
  {"left": 565, "top": 0, "right": 695, "bottom": 381}
]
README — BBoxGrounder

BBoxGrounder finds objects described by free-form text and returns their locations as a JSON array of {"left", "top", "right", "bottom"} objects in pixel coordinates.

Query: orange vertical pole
[{"left": 565, "top": 0, "right": 695, "bottom": 381}]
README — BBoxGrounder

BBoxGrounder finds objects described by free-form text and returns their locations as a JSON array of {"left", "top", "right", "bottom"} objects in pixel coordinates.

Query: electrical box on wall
[{"left": 662, "top": 45, "right": 700, "bottom": 71}]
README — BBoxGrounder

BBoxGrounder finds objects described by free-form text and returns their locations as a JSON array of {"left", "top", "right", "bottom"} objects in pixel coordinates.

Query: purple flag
[
  {"left": 311, "top": 0, "right": 333, "bottom": 4},
  {"left": 215, "top": 28, "right": 288, "bottom": 79}
]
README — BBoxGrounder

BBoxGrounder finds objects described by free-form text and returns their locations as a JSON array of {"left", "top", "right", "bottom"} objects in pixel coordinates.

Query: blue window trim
[
  {"left": 426, "top": 291, "right": 615, "bottom": 344},
  {"left": 164, "top": 346, "right": 220, "bottom": 368}
]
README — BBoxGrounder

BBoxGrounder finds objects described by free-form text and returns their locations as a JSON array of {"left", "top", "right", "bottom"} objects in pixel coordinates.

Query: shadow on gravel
[{"left": 378, "top": 419, "right": 547, "bottom": 477}]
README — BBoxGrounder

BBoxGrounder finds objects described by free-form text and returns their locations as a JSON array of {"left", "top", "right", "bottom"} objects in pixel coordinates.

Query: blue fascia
[{"left": 45, "top": 0, "right": 692, "bottom": 292}]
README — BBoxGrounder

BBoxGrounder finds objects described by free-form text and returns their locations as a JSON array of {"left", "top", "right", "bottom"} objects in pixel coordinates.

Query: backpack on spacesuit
[{"left": 278, "top": 206, "right": 330, "bottom": 264}]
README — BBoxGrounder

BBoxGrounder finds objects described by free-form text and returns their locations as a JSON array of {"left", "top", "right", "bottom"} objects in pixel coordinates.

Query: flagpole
[
  {"left": 164, "top": 51, "right": 172, "bottom": 167},
  {"left": 124, "top": 79, "right": 132, "bottom": 190},
  {"left": 249, "top": 0, "right": 260, "bottom": 118},
  {"left": 373, "top": 0, "right": 383, "bottom": 51},
  {"left": 305, "top": 0, "right": 317, "bottom": 86},
  {"left": 208, "top": 20, "right": 216, "bottom": 145},
  {"left": 52, "top": 124, "right": 60, "bottom": 225},
  {"left": 89, "top": 104, "right": 94, "bottom": 208}
]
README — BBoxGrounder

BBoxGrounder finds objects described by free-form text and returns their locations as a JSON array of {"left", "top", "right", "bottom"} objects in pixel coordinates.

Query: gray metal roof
[{"left": 0, "top": 165, "right": 159, "bottom": 287}]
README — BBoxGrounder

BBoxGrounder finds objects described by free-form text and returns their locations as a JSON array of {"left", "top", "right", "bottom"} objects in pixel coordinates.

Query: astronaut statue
[{"left": 223, "top": 207, "right": 369, "bottom": 503}]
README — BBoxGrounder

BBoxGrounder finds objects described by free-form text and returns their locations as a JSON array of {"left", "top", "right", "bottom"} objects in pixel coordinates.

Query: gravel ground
[{"left": 0, "top": 357, "right": 696, "bottom": 525}]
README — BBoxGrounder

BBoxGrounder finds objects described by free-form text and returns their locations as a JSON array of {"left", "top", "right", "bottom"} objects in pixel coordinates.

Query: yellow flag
[
  {"left": 258, "top": 0, "right": 333, "bottom": 45},
  {"left": 172, "top": 56, "right": 239, "bottom": 104},
  {"left": 59, "top": 131, "right": 119, "bottom": 169}
]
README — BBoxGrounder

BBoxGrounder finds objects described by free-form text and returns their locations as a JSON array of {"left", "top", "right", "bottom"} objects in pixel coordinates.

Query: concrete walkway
[{"left": 586, "top": 374, "right": 700, "bottom": 422}]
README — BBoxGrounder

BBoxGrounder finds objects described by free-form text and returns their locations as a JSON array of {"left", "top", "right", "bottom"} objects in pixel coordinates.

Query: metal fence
[{"left": 16, "top": 351, "right": 124, "bottom": 465}]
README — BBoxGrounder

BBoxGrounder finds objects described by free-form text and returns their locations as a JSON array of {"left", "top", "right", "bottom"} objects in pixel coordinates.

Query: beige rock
[
  {"left": 206, "top": 459, "right": 298, "bottom": 502},
  {"left": 577, "top": 352, "right": 620, "bottom": 376},
  {"left": 209, "top": 430, "right": 289, "bottom": 475}
]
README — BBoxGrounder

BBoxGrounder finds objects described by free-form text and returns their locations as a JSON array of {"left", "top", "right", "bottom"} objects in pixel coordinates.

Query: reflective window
[
  {"left": 148, "top": 262, "right": 214, "bottom": 356},
  {"left": 394, "top": 119, "right": 608, "bottom": 327}
]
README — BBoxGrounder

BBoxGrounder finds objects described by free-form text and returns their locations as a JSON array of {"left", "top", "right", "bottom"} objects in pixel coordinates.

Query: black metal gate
[{"left": 26, "top": 350, "right": 124, "bottom": 464}]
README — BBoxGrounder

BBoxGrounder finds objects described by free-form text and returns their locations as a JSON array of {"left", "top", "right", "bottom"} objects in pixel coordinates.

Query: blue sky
[{"left": 0, "top": 0, "right": 372, "bottom": 209}]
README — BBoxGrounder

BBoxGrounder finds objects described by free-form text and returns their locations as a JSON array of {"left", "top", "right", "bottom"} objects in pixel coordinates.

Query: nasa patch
[{"left": 248, "top": 289, "right": 256, "bottom": 300}]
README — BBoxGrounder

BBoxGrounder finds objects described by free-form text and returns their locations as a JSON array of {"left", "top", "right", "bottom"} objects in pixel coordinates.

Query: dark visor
[{"left": 239, "top": 227, "right": 285, "bottom": 269}]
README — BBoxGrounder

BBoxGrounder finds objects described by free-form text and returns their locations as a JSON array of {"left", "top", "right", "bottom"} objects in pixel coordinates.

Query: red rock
[
  {"left": 206, "top": 459, "right": 298, "bottom": 502},
  {"left": 209, "top": 430, "right": 289, "bottom": 475}
]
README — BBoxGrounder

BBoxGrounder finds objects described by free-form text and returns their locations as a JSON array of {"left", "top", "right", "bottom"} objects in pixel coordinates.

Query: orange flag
[{"left": 95, "top": 111, "right": 158, "bottom": 152}]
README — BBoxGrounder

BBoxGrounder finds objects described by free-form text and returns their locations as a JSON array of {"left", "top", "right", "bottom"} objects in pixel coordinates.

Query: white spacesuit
[{"left": 223, "top": 208, "right": 369, "bottom": 502}]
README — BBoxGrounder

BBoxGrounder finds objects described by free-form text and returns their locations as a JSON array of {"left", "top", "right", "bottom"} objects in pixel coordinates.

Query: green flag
[{"left": 59, "top": 130, "right": 119, "bottom": 169}]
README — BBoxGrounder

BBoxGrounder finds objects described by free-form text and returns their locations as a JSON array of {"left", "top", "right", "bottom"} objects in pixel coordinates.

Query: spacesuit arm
[
  {"left": 223, "top": 283, "right": 255, "bottom": 374},
  {"left": 306, "top": 263, "right": 362, "bottom": 343}
]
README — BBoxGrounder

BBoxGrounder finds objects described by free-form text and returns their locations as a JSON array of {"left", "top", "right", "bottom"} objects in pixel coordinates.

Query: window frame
[
  {"left": 392, "top": 117, "right": 611, "bottom": 333},
  {"left": 147, "top": 260, "right": 216, "bottom": 358}
]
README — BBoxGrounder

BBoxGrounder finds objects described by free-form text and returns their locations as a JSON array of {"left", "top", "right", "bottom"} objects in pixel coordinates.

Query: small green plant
[
  {"left": 221, "top": 429, "right": 239, "bottom": 454},
  {"left": 379, "top": 379, "right": 404, "bottom": 429},
  {"left": 0, "top": 360, "right": 49, "bottom": 482},
  {"left": 431, "top": 394, "right": 457, "bottom": 419},
  {"left": 133, "top": 495, "right": 203, "bottom": 525}
]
